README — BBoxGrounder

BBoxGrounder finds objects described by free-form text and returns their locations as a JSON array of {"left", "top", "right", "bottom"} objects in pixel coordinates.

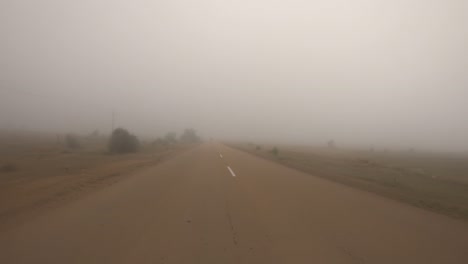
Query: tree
[
  {"left": 153, "top": 137, "right": 166, "bottom": 146},
  {"left": 108, "top": 128, "right": 139, "bottom": 153},
  {"left": 180, "top": 128, "right": 201, "bottom": 143},
  {"left": 271, "top": 147, "right": 279, "bottom": 156},
  {"left": 89, "top": 130, "right": 100, "bottom": 138},
  {"left": 164, "top": 132, "right": 177, "bottom": 144},
  {"left": 65, "top": 134, "right": 80, "bottom": 149}
]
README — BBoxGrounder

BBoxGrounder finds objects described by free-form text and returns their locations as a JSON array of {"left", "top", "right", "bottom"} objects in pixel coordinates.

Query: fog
[{"left": 1, "top": 0, "right": 467, "bottom": 151}]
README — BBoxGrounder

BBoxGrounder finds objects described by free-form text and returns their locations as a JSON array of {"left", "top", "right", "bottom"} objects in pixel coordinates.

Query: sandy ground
[
  {"left": 1, "top": 143, "right": 467, "bottom": 263},
  {"left": 0, "top": 133, "right": 188, "bottom": 230}
]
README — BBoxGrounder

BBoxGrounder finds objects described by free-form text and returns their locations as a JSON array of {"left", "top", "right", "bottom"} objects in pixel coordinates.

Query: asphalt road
[{"left": 1, "top": 143, "right": 468, "bottom": 263}]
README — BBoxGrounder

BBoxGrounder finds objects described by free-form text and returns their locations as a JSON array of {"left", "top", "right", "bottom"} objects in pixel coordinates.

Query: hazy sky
[{"left": 1, "top": 0, "right": 467, "bottom": 150}]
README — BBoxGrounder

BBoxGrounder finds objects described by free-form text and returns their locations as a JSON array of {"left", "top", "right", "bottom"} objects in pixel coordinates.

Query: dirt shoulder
[
  {"left": 0, "top": 135, "right": 193, "bottom": 231},
  {"left": 228, "top": 143, "right": 468, "bottom": 222}
]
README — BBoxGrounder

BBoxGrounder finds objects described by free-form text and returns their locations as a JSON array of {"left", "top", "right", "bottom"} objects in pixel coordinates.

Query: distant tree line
[
  {"left": 153, "top": 128, "right": 202, "bottom": 147},
  {"left": 61, "top": 127, "right": 202, "bottom": 154}
]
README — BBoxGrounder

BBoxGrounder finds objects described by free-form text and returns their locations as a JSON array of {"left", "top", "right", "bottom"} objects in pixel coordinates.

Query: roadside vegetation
[
  {"left": 231, "top": 142, "right": 468, "bottom": 221},
  {"left": 164, "top": 132, "right": 178, "bottom": 145},
  {"left": 65, "top": 134, "right": 81, "bottom": 149},
  {"left": 0, "top": 128, "right": 201, "bottom": 228},
  {"left": 180, "top": 128, "right": 202, "bottom": 143},
  {"left": 1, "top": 162, "right": 17, "bottom": 173},
  {"left": 271, "top": 147, "right": 279, "bottom": 156},
  {"left": 152, "top": 128, "right": 202, "bottom": 148},
  {"left": 108, "top": 128, "right": 139, "bottom": 154}
]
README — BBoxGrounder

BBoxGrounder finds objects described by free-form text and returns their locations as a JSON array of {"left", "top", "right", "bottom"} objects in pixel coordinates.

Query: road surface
[{"left": 1, "top": 143, "right": 468, "bottom": 263}]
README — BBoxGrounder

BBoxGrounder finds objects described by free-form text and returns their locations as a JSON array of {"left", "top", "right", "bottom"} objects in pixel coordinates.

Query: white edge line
[
  {"left": 227, "top": 166, "right": 236, "bottom": 177},
  {"left": 220, "top": 154, "right": 223, "bottom": 158}
]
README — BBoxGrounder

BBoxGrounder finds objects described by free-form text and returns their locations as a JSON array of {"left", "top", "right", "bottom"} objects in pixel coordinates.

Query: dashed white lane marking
[
  {"left": 227, "top": 166, "right": 236, "bottom": 177},
  {"left": 219, "top": 154, "right": 223, "bottom": 158}
]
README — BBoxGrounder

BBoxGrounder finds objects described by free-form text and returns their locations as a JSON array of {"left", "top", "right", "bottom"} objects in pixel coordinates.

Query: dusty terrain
[
  {"left": 232, "top": 143, "right": 468, "bottom": 221},
  {"left": 0, "top": 131, "right": 189, "bottom": 230},
  {"left": 1, "top": 142, "right": 468, "bottom": 263}
]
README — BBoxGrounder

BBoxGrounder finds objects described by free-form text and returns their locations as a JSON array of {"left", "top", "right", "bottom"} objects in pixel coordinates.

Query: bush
[
  {"left": 108, "top": 128, "right": 139, "bottom": 153},
  {"left": 65, "top": 134, "right": 80, "bottom": 149},
  {"left": 164, "top": 132, "right": 177, "bottom": 144},
  {"left": 153, "top": 138, "right": 166, "bottom": 146},
  {"left": 1, "top": 162, "right": 17, "bottom": 173},
  {"left": 153, "top": 137, "right": 172, "bottom": 148},
  {"left": 89, "top": 130, "right": 100, "bottom": 138},
  {"left": 256, "top": 145, "right": 261, "bottom": 151},
  {"left": 180, "top": 128, "right": 201, "bottom": 143},
  {"left": 271, "top": 147, "right": 279, "bottom": 156}
]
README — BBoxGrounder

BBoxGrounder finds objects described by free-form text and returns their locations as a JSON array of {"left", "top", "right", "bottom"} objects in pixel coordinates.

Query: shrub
[
  {"left": 1, "top": 162, "right": 17, "bottom": 173},
  {"left": 164, "top": 132, "right": 177, "bottom": 144},
  {"left": 180, "top": 128, "right": 201, "bottom": 143},
  {"left": 89, "top": 130, "right": 100, "bottom": 138},
  {"left": 256, "top": 145, "right": 261, "bottom": 151},
  {"left": 271, "top": 147, "right": 279, "bottom": 156},
  {"left": 153, "top": 137, "right": 172, "bottom": 148},
  {"left": 65, "top": 134, "right": 80, "bottom": 149},
  {"left": 153, "top": 138, "right": 166, "bottom": 146},
  {"left": 108, "top": 128, "right": 139, "bottom": 153}
]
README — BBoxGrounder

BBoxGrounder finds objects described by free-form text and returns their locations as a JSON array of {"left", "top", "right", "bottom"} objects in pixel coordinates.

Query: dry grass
[
  {"left": 0, "top": 131, "right": 191, "bottom": 230},
  {"left": 231, "top": 143, "right": 468, "bottom": 221}
]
